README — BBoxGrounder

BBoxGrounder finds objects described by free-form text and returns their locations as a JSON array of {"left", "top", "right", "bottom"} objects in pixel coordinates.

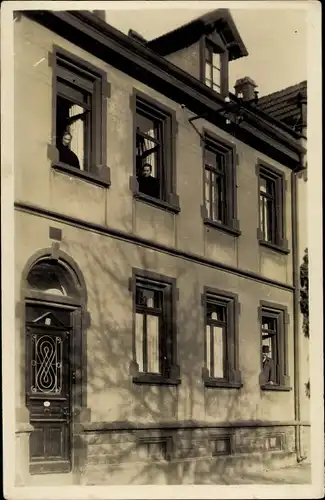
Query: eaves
[{"left": 21, "top": 9, "right": 305, "bottom": 170}]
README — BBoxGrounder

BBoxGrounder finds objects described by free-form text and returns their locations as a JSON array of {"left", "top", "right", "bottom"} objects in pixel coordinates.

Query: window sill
[
  {"left": 260, "top": 384, "right": 292, "bottom": 392},
  {"left": 203, "top": 378, "right": 243, "bottom": 389},
  {"left": 259, "top": 240, "right": 290, "bottom": 255},
  {"left": 52, "top": 162, "right": 111, "bottom": 188},
  {"left": 133, "top": 374, "right": 181, "bottom": 386},
  {"left": 133, "top": 192, "right": 180, "bottom": 214},
  {"left": 203, "top": 218, "right": 241, "bottom": 237}
]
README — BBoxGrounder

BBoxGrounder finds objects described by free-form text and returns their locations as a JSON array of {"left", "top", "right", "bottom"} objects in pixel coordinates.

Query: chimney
[{"left": 234, "top": 77, "right": 258, "bottom": 102}]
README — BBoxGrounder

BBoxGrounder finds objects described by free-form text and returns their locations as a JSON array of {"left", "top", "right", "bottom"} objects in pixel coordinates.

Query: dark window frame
[
  {"left": 51, "top": 45, "right": 110, "bottom": 188},
  {"left": 264, "top": 433, "right": 285, "bottom": 451},
  {"left": 129, "top": 268, "right": 180, "bottom": 386},
  {"left": 258, "top": 301, "right": 291, "bottom": 391},
  {"left": 256, "top": 162, "right": 289, "bottom": 254},
  {"left": 211, "top": 434, "right": 233, "bottom": 456},
  {"left": 129, "top": 89, "right": 180, "bottom": 213},
  {"left": 137, "top": 435, "right": 173, "bottom": 462},
  {"left": 202, "top": 287, "right": 242, "bottom": 389},
  {"left": 200, "top": 35, "right": 229, "bottom": 97},
  {"left": 201, "top": 131, "right": 240, "bottom": 236}
]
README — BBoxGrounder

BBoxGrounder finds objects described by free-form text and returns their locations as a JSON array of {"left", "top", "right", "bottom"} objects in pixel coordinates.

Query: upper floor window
[
  {"left": 130, "top": 270, "right": 180, "bottom": 385},
  {"left": 202, "top": 288, "right": 242, "bottom": 389},
  {"left": 53, "top": 47, "right": 110, "bottom": 186},
  {"left": 202, "top": 134, "right": 240, "bottom": 236},
  {"left": 132, "top": 93, "right": 180, "bottom": 213},
  {"left": 257, "top": 164, "right": 289, "bottom": 253},
  {"left": 205, "top": 42, "right": 221, "bottom": 93},
  {"left": 259, "top": 303, "right": 291, "bottom": 391},
  {"left": 201, "top": 35, "right": 229, "bottom": 96}
]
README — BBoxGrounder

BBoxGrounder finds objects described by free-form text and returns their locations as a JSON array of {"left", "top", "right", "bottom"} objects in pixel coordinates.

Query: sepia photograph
[{"left": 1, "top": 1, "right": 322, "bottom": 498}]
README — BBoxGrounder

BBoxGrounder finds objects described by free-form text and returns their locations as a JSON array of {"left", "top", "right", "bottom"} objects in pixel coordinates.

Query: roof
[
  {"left": 258, "top": 81, "right": 307, "bottom": 131},
  {"left": 146, "top": 9, "right": 248, "bottom": 61}
]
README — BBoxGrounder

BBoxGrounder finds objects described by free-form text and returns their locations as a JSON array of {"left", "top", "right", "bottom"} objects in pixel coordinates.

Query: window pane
[
  {"left": 260, "top": 176, "right": 275, "bottom": 196},
  {"left": 135, "top": 313, "right": 144, "bottom": 372},
  {"left": 205, "top": 63, "right": 212, "bottom": 87},
  {"left": 205, "top": 169, "right": 211, "bottom": 219},
  {"left": 206, "top": 324, "right": 211, "bottom": 376},
  {"left": 210, "top": 172, "right": 224, "bottom": 223},
  {"left": 212, "top": 53, "right": 221, "bottom": 70},
  {"left": 136, "top": 287, "right": 161, "bottom": 308},
  {"left": 260, "top": 177, "right": 267, "bottom": 193},
  {"left": 260, "top": 195, "right": 275, "bottom": 242},
  {"left": 205, "top": 45, "right": 212, "bottom": 63},
  {"left": 69, "top": 104, "right": 86, "bottom": 170},
  {"left": 212, "top": 66, "right": 221, "bottom": 89},
  {"left": 207, "top": 303, "right": 226, "bottom": 322},
  {"left": 136, "top": 113, "right": 159, "bottom": 140},
  {"left": 262, "top": 316, "right": 276, "bottom": 332},
  {"left": 212, "top": 325, "right": 224, "bottom": 378},
  {"left": 147, "top": 315, "right": 160, "bottom": 374},
  {"left": 205, "top": 150, "right": 216, "bottom": 168}
]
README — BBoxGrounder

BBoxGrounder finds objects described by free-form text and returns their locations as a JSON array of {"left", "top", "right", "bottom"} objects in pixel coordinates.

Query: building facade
[{"left": 13, "top": 9, "right": 308, "bottom": 485}]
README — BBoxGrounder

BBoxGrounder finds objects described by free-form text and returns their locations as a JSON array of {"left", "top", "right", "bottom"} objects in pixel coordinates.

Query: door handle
[{"left": 62, "top": 407, "right": 71, "bottom": 422}]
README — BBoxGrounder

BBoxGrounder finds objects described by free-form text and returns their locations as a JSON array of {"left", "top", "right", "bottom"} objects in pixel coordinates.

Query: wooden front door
[{"left": 25, "top": 303, "right": 74, "bottom": 474}]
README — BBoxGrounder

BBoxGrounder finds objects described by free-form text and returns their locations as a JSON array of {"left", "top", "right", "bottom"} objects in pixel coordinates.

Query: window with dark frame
[
  {"left": 53, "top": 48, "right": 108, "bottom": 181},
  {"left": 135, "top": 99, "right": 168, "bottom": 201},
  {"left": 206, "top": 300, "right": 227, "bottom": 379},
  {"left": 202, "top": 289, "right": 242, "bottom": 388},
  {"left": 205, "top": 41, "right": 222, "bottom": 93},
  {"left": 204, "top": 145, "right": 227, "bottom": 225},
  {"left": 258, "top": 166, "right": 286, "bottom": 249},
  {"left": 212, "top": 436, "right": 232, "bottom": 456},
  {"left": 259, "top": 304, "right": 290, "bottom": 390},
  {"left": 203, "top": 136, "right": 238, "bottom": 233},
  {"left": 132, "top": 272, "right": 179, "bottom": 385}
]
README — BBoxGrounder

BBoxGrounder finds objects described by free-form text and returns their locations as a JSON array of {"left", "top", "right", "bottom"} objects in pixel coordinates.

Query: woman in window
[{"left": 57, "top": 130, "right": 81, "bottom": 170}]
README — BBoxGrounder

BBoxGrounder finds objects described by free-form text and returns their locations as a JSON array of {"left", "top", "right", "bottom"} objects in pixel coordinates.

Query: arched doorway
[{"left": 22, "top": 254, "right": 87, "bottom": 475}]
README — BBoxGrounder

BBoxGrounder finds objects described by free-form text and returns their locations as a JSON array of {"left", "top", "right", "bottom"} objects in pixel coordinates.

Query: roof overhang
[
  {"left": 147, "top": 9, "right": 248, "bottom": 61},
  {"left": 20, "top": 10, "right": 305, "bottom": 170}
]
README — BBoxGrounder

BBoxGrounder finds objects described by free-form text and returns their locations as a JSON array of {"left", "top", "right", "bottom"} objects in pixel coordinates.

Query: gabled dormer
[{"left": 147, "top": 9, "right": 248, "bottom": 97}]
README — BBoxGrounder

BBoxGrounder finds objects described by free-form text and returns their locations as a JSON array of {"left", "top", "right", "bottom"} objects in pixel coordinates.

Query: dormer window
[
  {"left": 205, "top": 42, "right": 222, "bottom": 93},
  {"left": 201, "top": 36, "right": 228, "bottom": 96}
]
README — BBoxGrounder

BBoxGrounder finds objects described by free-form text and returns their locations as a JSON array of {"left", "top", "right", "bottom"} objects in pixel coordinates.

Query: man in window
[
  {"left": 57, "top": 130, "right": 81, "bottom": 170},
  {"left": 260, "top": 345, "right": 275, "bottom": 385},
  {"left": 137, "top": 163, "right": 160, "bottom": 199}
]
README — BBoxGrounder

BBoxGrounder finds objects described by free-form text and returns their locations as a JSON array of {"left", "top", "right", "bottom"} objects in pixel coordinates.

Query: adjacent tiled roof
[{"left": 258, "top": 81, "right": 307, "bottom": 131}]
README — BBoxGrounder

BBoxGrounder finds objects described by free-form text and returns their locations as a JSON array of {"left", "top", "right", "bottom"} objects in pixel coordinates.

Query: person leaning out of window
[
  {"left": 57, "top": 129, "right": 81, "bottom": 170},
  {"left": 259, "top": 345, "right": 275, "bottom": 386},
  {"left": 137, "top": 163, "right": 160, "bottom": 199}
]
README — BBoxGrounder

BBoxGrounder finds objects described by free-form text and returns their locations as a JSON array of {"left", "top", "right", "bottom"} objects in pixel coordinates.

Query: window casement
[
  {"left": 51, "top": 46, "right": 110, "bottom": 187},
  {"left": 257, "top": 163, "right": 289, "bottom": 254},
  {"left": 202, "top": 288, "right": 242, "bottom": 388},
  {"left": 201, "top": 133, "right": 240, "bottom": 236},
  {"left": 211, "top": 435, "right": 233, "bottom": 456},
  {"left": 137, "top": 436, "right": 173, "bottom": 462},
  {"left": 258, "top": 302, "right": 291, "bottom": 391},
  {"left": 201, "top": 36, "right": 229, "bottom": 96},
  {"left": 205, "top": 42, "right": 222, "bottom": 93},
  {"left": 130, "top": 90, "right": 180, "bottom": 213},
  {"left": 129, "top": 269, "right": 180, "bottom": 385}
]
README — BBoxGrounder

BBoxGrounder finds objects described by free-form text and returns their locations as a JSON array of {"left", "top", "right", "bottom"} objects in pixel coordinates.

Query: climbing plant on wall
[
  {"left": 300, "top": 247, "right": 310, "bottom": 398},
  {"left": 300, "top": 247, "right": 309, "bottom": 338}
]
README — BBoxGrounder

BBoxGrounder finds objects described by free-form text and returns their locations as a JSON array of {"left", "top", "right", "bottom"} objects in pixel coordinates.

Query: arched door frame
[{"left": 19, "top": 248, "right": 89, "bottom": 474}]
